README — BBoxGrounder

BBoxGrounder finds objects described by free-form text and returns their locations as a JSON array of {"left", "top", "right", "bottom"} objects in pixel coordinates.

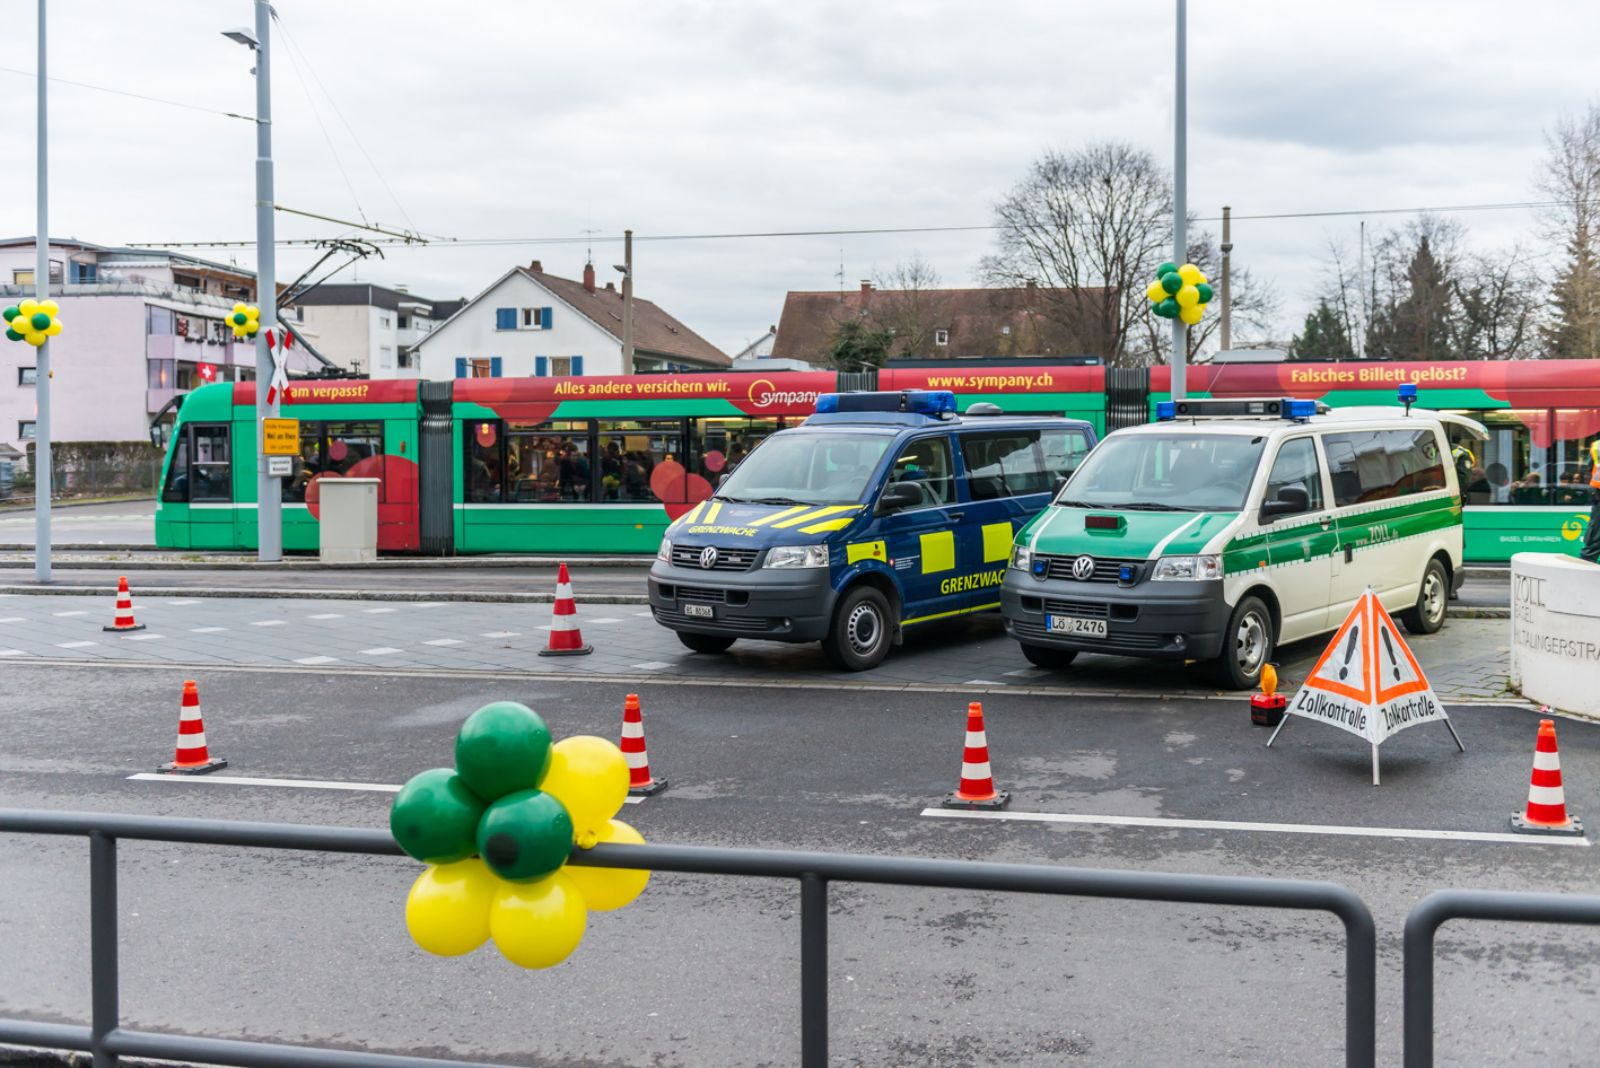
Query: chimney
[
  {"left": 1025, "top": 279, "right": 1037, "bottom": 291},
  {"left": 860, "top": 280, "right": 872, "bottom": 296},
  {"left": 605, "top": 281, "right": 615, "bottom": 291},
  {"left": 528, "top": 260, "right": 543, "bottom": 273},
  {"left": 582, "top": 262, "right": 596, "bottom": 293}
]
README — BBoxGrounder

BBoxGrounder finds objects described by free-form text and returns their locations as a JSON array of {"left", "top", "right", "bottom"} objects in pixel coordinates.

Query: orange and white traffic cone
[
  {"left": 159, "top": 680, "right": 227, "bottom": 775},
  {"left": 620, "top": 693, "right": 668, "bottom": 797},
  {"left": 942, "top": 701, "right": 1010, "bottom": 810},
  {"left": 538, "top": 562, "right": 592, "bottom": 656},
  {"left": 103, "top": 575, "right": 145, "bottom": 633},
  {"left": 1510, "top": 719, "right": 1582, "bottom": 835}
]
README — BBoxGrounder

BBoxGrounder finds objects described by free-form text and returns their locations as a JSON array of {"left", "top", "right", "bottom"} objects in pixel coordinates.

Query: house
[
  {"left": 0, "top": 236, "right": 318, "bottom": 453},
  {"left": 284, "top": 283, "right": 448, "bottom": 378},
  {"left": 413, "top": 260, "right": 728, "bottom": 380},
  {"left": 771, "top": 280, "right": 1113, "bottom": 363}
]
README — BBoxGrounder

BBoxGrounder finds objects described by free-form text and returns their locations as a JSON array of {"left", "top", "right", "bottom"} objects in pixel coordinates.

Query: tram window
[
  {"left": 1552, "top": 410, "right": 1600, "bottom": 506},
  {"left": 466, "top": 420, "right": 503, "bottom": 503},
  {"left": 1466, "top": 410, "right": 1541, "bottom": 505},
  {"left": 189, "top": 425, "right": 232, "bottom": 502},
  {"left": 283, "top": 421, "right": 385, "bottom": 503},
  {"left": 161, "top": 433, "right": 191, "bottom": 502},
  {"left": 598, "top": 420, "right": 683, "bottom": 503},
  {"left": 505, "top": 420, "right": 591, "bottom": 503},
  {"left": 693, "top": 418, "right": 779, "bottom": 484}
]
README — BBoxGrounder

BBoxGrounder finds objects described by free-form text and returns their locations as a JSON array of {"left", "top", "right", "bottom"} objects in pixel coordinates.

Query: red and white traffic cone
[
  {"left": 620, "top": 693, "right": 668, "bottom": 797},
  {"left": 1510, "top": 719, "right": 1582, "bottom": 835},
  {"left": 159, "top": 680, "right": 228, "bottom": 775},
  {"left": 942, "top": 701, "right": 1010, "bottom": 810},
  {"left": 538, "top": 563, "right": 592, "bottom": 656},
  {"left": 103, "top": 575, "right": 145, "bottom": 633}
]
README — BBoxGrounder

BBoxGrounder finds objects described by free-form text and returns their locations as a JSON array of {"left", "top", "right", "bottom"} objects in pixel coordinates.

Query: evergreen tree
[
  {"left": 1544, "top": 241, "right": 1600, "bottom": 359},
  {"left": 1367, "top": 235, "right": 1454, "bottom": 359},
  {"left": 822, "top": 318, "right": 895, "bottom": 372},
  {"left": 1287, "top": 299, "right": 1353, "bottom": 359}
]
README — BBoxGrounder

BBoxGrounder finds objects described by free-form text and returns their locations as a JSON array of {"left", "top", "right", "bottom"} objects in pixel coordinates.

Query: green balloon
[
  {"left": 1156, "top": 262, "right": 1178, "bottom": 279},
  {"left": 454, "top": 701, "right": 553, "bottom": 801},
  {"left": 1155, "top": 298, "right": 1180, "bottom": 319},
  {"left": 1160, "top": 272, "right": 1183, "bottom": 295},
  {"left": 5, "top": 328, "right": 21, "bottom": 342},
  {"left": 1196, "top": 283, "right": 1214, "bottom": 304},
  {"left": 29, "top": 312, "right": 50, "bottom": 331},
  {"left": 476, "top": 789, "right": 574, "bottom": 882},
  {"left": 232, "top": 312, "right": 247, "bottom": 326},
  {"left": 2, "top": 305, "right": 18, "bottom": 322},
  {"left": 389, "top": 767, "right": 486, "bottom": 864}
]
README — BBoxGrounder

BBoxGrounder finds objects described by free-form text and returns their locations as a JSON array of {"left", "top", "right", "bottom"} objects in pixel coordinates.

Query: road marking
[
  {"left": 250, "top": 620, "right": 287, "bottom": 627},
  {"left": 480, "top": 631, "right": 520, "bottom": 638},
  {"left": 165, "top": 599, "right": 200, "bottom": 606},
  {"left": 587, "top": 617, "right": 621, "bottom": 624},
  {"left": 53, "top": 610, "right": 88, "bottom": 617},
  {"left": 307, "top": 613, "right": 344, "bottom": 621},
  {"left": 413, "top": 602, "right": 446, "bottom": 608},
  {"left": 190, "top": 626, "right": 227, "bottom": 634},
  {"left": 920, "top": 808, "right": 1593, "bottom": 847},
  {"left": 632, "top": 661, "right": 669, "bottom": 671},
  {"left": 634, "top": 611, "right": 654, "bottom": 618},
  {"left": 965, "top": 679, "right": 1005, "bottom": 686},
  {"left": 422, "top": 638, "right": 463, "bottom": 647},
  {"left": 360, "top": 647, "right": 401, "bottom": 656},
  {"left": 56, "top": 640, "right": 97, "bottom": 649},
  {"left": 125, "top": 634, "right": 163, "bottom": 641},
  {"left": 295, "top": 655, "right": 339, "bottom": 665},
  {"left": 0, "top": 649, "right": 26, "bottom": 657},
  {"left": 1004, "top": 667, "right": 1049, "bottom": 678},
  {"left": 363, "top": 607, "right": 398, "bottom": 615},
  {"left": 127, "top": 771, "right": 645, "bottom": 804},
  {"left": 0, "top": 617, "right": 24, "bottom": 623}
]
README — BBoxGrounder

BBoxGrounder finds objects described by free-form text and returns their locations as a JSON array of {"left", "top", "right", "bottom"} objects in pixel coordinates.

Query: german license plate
[
  {"left": 1046, "top": 615, "right": 1107, "bottom": 638},
  {"left": 683, "top": 604, "right": 715, "bottom": 619}
]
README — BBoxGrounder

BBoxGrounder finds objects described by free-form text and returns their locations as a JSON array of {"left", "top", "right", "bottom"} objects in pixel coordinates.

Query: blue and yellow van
[{"left": 647, "top": 390, "right": 1097, "bottom": 669}]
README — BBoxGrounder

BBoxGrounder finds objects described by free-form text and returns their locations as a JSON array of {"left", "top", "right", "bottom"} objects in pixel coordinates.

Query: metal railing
[
  {"left": 1402, "top": 888, "right": 1600, "bottom": 1067},
  {"left": 0, "top": 808, "right": 1378, "bottom": 1068}
]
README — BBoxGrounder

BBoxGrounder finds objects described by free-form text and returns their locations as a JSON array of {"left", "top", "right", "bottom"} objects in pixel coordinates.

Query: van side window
[
  {"left": 1265, "top": 438, "right": 1323, "bottom": 511},
  {"left": 961, "top": 431, "right": 1047, "bottom": 500},
  {"left": 1324, "top": 429, "right": 1446, "bottom": 507},
  {"left": 1040, "top": 428, "right": 1091, "bottom": 482},
  {"left": 889, "top": 437, "right": 954, "bottom": 507}
]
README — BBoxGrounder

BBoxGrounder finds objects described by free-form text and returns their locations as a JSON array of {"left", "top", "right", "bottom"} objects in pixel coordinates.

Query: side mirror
[
  {"left": 1052, "top": 475, "right": 1068, "bottom": 496},
  {"left": 716, "top": 473, "right": 729, "bottom": 489},
  {"left": 1260, "top": 485, "right": 1311, "bottom": 521},
  {"left": 878, "top": 481, "right": 923, "bottom": 514},
  {"left": 148, "top": 425, "right": 165, "bottom": 449}
]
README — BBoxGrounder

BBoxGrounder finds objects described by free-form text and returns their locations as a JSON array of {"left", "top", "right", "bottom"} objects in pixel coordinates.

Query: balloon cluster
[
  {"left": 390, "top": 701, "right": 648, "bottom": 969},
  {"left": 230, "top": 303, "right": 261, "bottom": 340},
  {"left": 3, "top": 299, "right": 63, "bottom": 347},
  {"left": 1145, "top": 261, "right": 1214, "bottom": 326}
]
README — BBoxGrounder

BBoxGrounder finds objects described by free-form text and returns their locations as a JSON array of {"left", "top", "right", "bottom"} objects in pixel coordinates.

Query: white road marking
[
  {"left": 250, "top": 620, "right": 287, "bottom": 627},
  {"left": 920, "top": 808, "right": 1592, "bottom": 847},
  {"left": 1004, "top": 667, "right": 1049, "bottom": 678},
  {"left": 634, "top": 611, "right": 654, "bottom": 618},
  {"left": 587, "top": 617, "right": 621, "bottom": 624},
  {"left": 52, "top": 610, "right": 88, "bottom": 617},
  {"left": 360, "top": 647, "right": 401, "bottom": 656},
  {"left": 295, "top": 655, "right": 339, "bottom": 665},
  {"left": 128, "top": 771, "right": 645, "bottom": 803},
  {"left": 125, "top": 634, "right": 163, "bottom": 641},
  {"left": 56, "top": 640, "right": 97, "bottom": 649},
  {"left": 165, "top": 599, "right": 200, "bottom": 606},
  {"left": 632, "top": 661, "right": 669, "bottom": 671},
  {"left": 0, "top": 649, "right": 26, "bottom": 656},
  {"left": 307, "top": 613, "right": 344, "bottom": 620},
  {"left": 190, "top": 626, "right": 227, "bottom": 634},
  {"left": 965, "top": 679, "right": 1005, "bottom": 686},
  {"left": 363, "top": 607, "right": 397, "bottom": 615},
  {"left": 422, "top": 638, "right": 463, "bottom": 646},
  {"left": 0, "top": 617, "right": 24, "bottom": 623},
  {"left": 480, "top": 631, "right": 520, "bottom": 639},
  {"left": 413, "top": 602, "right": 446, "bottom": 608}
]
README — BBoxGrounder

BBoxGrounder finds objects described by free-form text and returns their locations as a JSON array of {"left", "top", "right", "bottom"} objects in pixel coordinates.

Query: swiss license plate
[
  {"left": 1046, "top": 615, "right": 1107, "bottom": 638},
  {"left": 683, "top": 604, "right": 715, "bottom": 619}
]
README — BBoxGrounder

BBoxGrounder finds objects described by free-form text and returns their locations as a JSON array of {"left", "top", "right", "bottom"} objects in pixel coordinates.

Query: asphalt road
[
  {"left": 0, "top": 500, "right": 155, "bottom": 547},
  {"left": 1, "top": 663, "right": 1596, "bottom": 1067}
]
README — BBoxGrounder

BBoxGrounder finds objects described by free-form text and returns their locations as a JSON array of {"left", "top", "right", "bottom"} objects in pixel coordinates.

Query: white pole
[
  {"left": 34, "top": 0, "right": 51, "bottom": 583},
  {"left": 253, "top": 0, "right": 281, "bottom": 561},
  {"left": 1171, "top": 0, "right": 1187, "bottom": 400}
]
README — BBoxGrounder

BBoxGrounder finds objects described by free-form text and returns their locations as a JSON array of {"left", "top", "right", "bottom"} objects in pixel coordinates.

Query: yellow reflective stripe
[
  {"left": 903, "top": 601, "right": 1001, "bottom": 626},
  {"left": 981, "top": 522, "right": 1013, "bottom": 563},
  {"left": 772, "top": 504, "right": 859, "bottom": 529},
  {"left": 748, "top": 505, "right": 809, "bottom": 528},
  {"left": 919, "top": 530, "right": 956, "bottom": 573},
  {"left": 702, "top": 500, "right": 722, "bottom": 524},
  {"left": 846, "top": 540, "right": 887, "bottom": 564},
  {"left": 678, "top": 502, "right": 706, "bottom": 525},
  {"left": 801, "top": 517, "right": 854, "bottom": 534}
]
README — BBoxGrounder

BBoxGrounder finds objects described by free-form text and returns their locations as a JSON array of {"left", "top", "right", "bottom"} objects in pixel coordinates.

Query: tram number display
[{"left": 262, "top": 417, "right": 301, "bottom": 456}]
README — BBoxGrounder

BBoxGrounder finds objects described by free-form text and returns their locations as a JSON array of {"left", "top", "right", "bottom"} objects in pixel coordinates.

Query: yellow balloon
[
  {"left": 1176, "top": 284, "right": 1200, "bottom": 308},
  {"left": 45, "top": 319, "right": 62, "bottom": 336},
  {"left": 1177, "top": 263, "right": 1204, "bottom": 285},
  {"left": 489, "top": 871, "right": 588, "bottom": 969},
  {"left": 565, "top": 818, "right": 650, "bottom": 911},
  {"left": 540, "top": 736, "right": 629, "bottom": 847},
  {"left": 232, "top": 302, "right": 247, "bottom": 315},
  {"left": 18, "top": 299, "right": 37, "bottom": 317},
  {"left": 25, "top": 332, "right": 45, "bottom": 347},
  {"left": 1179, "top": 303, "right": 1204, "bottom": 325},
  {"left": 404, "top": 858, "right": 498, "bottom": 957},
  {"left": 39, "top": 300, "right": 58, "bottom": 317},
  {"left": 1145, "top": 280, "right": 1166, "bottom": 303}
]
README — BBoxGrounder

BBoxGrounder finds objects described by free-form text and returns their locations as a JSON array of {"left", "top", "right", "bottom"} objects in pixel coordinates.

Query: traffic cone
[
  {"left": 159, "top": 680, "right": 228, "bottom": 775},
  {"left": 620, "top": 693, "right": 668, "bottom": 797},
  {"left": 942, "top": 701, "right": 1010, "bottom": 810},
  {"left": 103, "top": 576, "right": 145, "bottom": 633},
  {"left": 538, "top": 563, "right": 592, "bottom": 656},
  {"left": 1510, "top": 719, "right": 1582, "bottom": 835}
]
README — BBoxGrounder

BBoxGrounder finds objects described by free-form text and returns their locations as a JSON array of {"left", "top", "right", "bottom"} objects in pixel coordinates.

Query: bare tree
[
  {"left": 871, "top": 253, "right": 948, "bottom": 358},
  {"left": 1453, "top": 247, "right": 1543, "bottom": 359},
  {"left": 1538, "top": 104, "right": 1600, "bottom": 359}
]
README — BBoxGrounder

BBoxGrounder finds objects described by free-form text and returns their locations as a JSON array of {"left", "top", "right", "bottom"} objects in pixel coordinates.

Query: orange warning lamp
[{"left": 1250, "top": 663, "right": 1287, "bottom": 727}]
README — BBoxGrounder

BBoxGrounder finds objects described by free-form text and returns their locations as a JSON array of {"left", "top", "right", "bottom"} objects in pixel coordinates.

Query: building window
[
  {"left": 934, "top": 329, "right": 949, "bottom": 346},
  {"left": 148, "top": 359, "right": 175, "bottom": 390},
  {"left": 379, "top": 346, "right": 393, "bottom": 369},
  {"left": 396, "top": 315, "right": 409, "bottom": 329},
  {"left": 295, "top": 306, "right": 305, "bottom": 322},
  {"left": 380, "top": 315, "right": 391, "bottom": 329},
  {"left": 18, "top": 367, "right": 37, "bottom": 386},
  {"left": 69, "top": 262, "right": 97, "bottom": 283},
  {"left": 551, "top": 356, "right": 573, "bottom": 377},
  {"left": 12, "top": 270, "right": 32, "bottom": 285},
  {"left": 19, "top": 421, "right": 37, "bottom": 440}
]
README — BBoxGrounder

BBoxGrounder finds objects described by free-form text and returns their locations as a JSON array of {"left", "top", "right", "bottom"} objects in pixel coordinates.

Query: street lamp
[
  {"left": 614, "top": 228, "right": 634, "bottom": 372},
  {"left": 223, "top": 4, "right": 281, "bottom": 562}
]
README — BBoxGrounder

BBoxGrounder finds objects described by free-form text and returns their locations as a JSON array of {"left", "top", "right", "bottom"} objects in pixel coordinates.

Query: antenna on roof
[{"left": 835, "top": 248, "right": 845, "bottom": 301}]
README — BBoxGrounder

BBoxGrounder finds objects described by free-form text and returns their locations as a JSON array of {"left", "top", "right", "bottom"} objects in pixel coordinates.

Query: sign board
[
  {"left": 1269, "top": 589, "right": 1464, "bottom": 784},
  {"left": 266, "top": 456, "right": 293, "bottom": 477},
  {"left": 262, "top": 417, "right": 300, "bottom": 456}
]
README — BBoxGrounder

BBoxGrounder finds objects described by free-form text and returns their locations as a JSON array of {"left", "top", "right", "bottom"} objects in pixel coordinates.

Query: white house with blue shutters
[{"left": 412, "top": 260, "right": 728, "bottom": 381}]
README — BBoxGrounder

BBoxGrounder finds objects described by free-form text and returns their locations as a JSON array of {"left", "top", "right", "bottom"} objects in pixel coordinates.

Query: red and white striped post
[
  {"left": 620, "top": 693, "right": 668, "bottom": 796},
  {"left": 942, "top": 701, "right": 1010, "bottom": 810},
  {"left": 1511, "top": 719, "right": 1582, "bottom": 835},
  {"left": 160, "top": 680, "right": 228, "bottom": 775},
  {"left": 538, "top": 562, "right": 592, "bottom": 656}
]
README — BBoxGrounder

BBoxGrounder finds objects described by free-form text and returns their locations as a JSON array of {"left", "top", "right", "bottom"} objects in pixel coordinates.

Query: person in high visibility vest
[{"left": 1585, "top": 439, "right": 1600, "bottom": 564}]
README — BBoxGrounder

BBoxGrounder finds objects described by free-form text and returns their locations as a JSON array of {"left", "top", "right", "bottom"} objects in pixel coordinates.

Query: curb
[{"left": 0, "top": 584, "right": 649, "bottom": 605}]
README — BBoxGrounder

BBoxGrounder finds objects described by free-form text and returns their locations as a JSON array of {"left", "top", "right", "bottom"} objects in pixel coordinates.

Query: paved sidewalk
[{"left": 0, "top": 591, "right": 1516, "bottom": 703}]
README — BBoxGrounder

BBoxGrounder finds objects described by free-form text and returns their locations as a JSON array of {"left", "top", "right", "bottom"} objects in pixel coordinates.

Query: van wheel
[
  {"left": 678, "top": 632, "right": 736, "bottom": 655},
  {"left": 1210, "top": 595, "right": 1275, "bottom": 690},
  {"left": 823, "top": 585, "right": 893, "bottom": 671},
  {"left": 1021, "top": 644, "right": 1078, "bottom": 669},
  {"left": 1400, "top": 558, "right": 1449, "bottom": 635}
]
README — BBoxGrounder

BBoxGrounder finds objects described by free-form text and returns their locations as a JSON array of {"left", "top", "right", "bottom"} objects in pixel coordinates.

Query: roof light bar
[
  {"left": 1156, "top": 397, "right": 1329, "bottom": 422},
  {"left": 814, "top": 390, "right": 956, "bottom": 416}
]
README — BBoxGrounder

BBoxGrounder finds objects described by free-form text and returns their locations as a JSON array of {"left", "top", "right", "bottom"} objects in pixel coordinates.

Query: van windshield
[
  {"left": 1060, "top": 432, "right": 1265, "bottom": 512},
  {"left": 716, "top": 432, "right": 893, "bottom": 506}
]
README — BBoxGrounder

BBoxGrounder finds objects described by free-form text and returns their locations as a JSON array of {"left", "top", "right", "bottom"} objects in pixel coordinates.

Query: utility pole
[
  {"left": 1219, "top": 205, "right": 1232, "bottom": 353},
  {"left": 33, "top": 0, "right": 50, "bottom": 583},
  {"left": 621, "top": 229, "right": 635, "bottom": 372},
  {"left": 1170, "top": 0, "right": 1188, "bottom": 399}
]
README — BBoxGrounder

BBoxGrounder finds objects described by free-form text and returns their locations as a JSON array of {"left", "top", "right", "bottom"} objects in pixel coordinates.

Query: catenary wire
[{"left": 0, "top": 64, "right": 254, "bottom": 122}]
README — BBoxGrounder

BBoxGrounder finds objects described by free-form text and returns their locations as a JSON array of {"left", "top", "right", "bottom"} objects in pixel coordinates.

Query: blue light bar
[
  {"left": 1398, "top": 383, "right": 1418, "bottom": 402},
  {"left": 1285, "top": 399, "right": 1319, "bottom": 420},
  {"left": 1156, "top": 401, "right": 1178, "bottom": 420},
  {"left": 814, "top": 390, "right": 956, "bottom": 416}
]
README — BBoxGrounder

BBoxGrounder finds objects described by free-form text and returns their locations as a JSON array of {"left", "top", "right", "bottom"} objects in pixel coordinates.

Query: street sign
[
  {"left": 262, "top": 417, "right": 299, "bottom": 456},
  {"left": 266, "top": 456, "right": 293, "bottom": 477}
]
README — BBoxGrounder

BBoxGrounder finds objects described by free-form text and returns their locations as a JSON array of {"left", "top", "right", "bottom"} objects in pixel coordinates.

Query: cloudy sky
[{"left": 4, "top": 0, "right": 1595, "bottom": 356}]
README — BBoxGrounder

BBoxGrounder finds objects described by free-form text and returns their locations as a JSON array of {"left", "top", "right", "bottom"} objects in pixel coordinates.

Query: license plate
[
  {"left": 683, "top": 604, "right": 715, "bottom": 619},
  {"left": 1046, "top": 615, "right": 1107, "bottom": 637}
]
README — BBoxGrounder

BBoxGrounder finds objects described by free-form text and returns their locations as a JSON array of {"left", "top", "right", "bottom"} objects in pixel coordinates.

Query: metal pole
[
  {"left": 253, "top": 0, "right": 281, "bottom": 561},
  {"left": 89, "top": 832, "right": 119, "bottom": 1068},
  {"left": 621, "top": 229, "right": 635, "bottom": 372},
  {"left": 1170, "top": 0, "right": 1187, "bottom": 399},
  {"left": 1219, "top": 205, "right": 1232, "bottom": 352},
  {"left": 34, "top": 0, "right": 50, "bottom": 583},
  {"left": 798, "top": 873, "right": 828, "bottom": 1068}
]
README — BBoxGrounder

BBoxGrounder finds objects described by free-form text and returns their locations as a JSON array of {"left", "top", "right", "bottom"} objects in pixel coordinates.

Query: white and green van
[{"left": 1000, "top": 396, "right": 1488, "bottom": 689}]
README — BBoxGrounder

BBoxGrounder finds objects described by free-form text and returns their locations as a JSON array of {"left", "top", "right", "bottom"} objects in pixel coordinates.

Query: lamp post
[
  {"left": 224, "top": 2, "right": 281, "bottom": 562},
  {"left": 33, "top": 0, "right": 50, "bottom": 582},
  {"left": 613, "top": 229, "right": 634, "bottom": 372},
  {"left": 1171, "top": 0, "right": 1188, "bottom": 400}
]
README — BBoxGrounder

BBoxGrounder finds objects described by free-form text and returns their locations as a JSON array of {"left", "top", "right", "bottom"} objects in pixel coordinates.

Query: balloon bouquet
[
  {"left": 229, "top": 304, "right": 261, "bottom": 340},
  {"left": 1145, "top": 261, "right": 1214, "bottom": 326},
  {"left": 390, "top": 701, "right": 649, "bottom": 968},
  {"left": 3, "top": 299, "right": 63, "bottom": 346}
]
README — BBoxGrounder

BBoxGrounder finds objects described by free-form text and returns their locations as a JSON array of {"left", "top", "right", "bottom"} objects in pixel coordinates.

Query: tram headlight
[
  {"left": 764, "top": 544, "right": 829, "bottom": 569},
  {"left": 657, "top": 537, "right": 672, "bottom": 562}
]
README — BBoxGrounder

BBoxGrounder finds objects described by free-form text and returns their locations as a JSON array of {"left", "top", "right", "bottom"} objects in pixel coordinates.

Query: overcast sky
[{"left": 4, "top": 0, "right": 1596, "bottom": 356}]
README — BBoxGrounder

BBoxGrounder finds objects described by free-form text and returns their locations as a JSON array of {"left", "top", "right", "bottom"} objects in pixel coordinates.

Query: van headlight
[
  {"left": 657, "top": 537, "right": 672, "bottom": 562},
  {"left": 764, "top": 544, "right": 830, "bottom": 569},
  {"left": 1009, "top": 545, "right": 1032, "bottom": 572},
  {"left": 1152, "top": 554, "right": 1222, "bottom": 581}
]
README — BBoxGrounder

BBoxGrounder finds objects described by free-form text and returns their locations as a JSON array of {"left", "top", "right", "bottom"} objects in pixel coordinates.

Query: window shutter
[
  {"left": 490, "top": 357, "right": 503, "bottom": 378},
  {"left": 535, "top": 356, "right": 548, "bottom": 377},
  {"left": 495, "top": 308, "right": 515, "bottom": 330},
  {"left": 542, "top": 307, "right": 554, "bottom": 330},
  {"left": 455, "top": 357, "right": 468, "bottom": 379},
  {"left": 571, "top": 356, "right": 584, "bottom": 377}
]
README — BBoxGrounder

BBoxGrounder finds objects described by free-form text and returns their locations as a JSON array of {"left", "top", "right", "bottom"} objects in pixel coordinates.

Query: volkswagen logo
[
  {"left": 699, "top": 546, "right": 719, "bottom": 570},
  {"left": 1071, "top": 554, "right": 1095, "bottom": 581}
]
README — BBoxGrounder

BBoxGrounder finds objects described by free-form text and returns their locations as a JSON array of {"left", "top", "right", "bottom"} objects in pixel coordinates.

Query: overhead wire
[
  {"left": 0, "top": 64, "right": 254, "bottom": 122},
  {"left": 271, "top": 16, "right": 370, "bottom": 229}
]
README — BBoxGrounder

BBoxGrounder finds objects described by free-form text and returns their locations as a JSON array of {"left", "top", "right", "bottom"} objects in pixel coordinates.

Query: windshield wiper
[
  {"left": 1112, "top": 502, "right": 1198, "bottom": 512},
  {"left": 1055, "top": 498, "right": 1097, "bottom": 509},
  {"left": 752, "top": 496, "right": 816, "bottom": 507}
]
